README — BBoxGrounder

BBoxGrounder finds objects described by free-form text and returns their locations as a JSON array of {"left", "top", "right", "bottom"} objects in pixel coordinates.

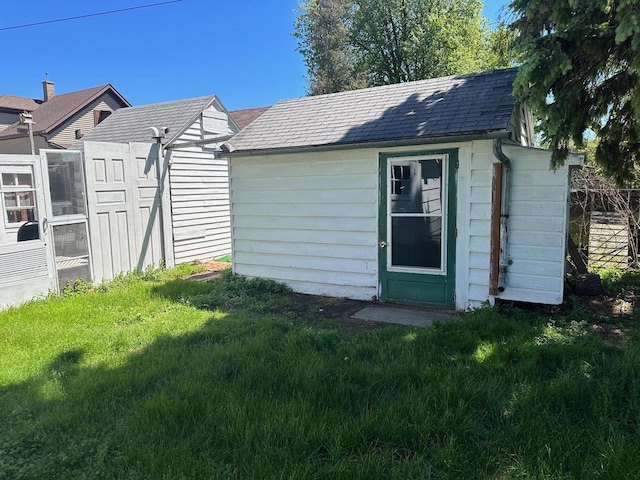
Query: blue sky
[{"left": 0, "top": 0, "right": 508, "bottom": 111}]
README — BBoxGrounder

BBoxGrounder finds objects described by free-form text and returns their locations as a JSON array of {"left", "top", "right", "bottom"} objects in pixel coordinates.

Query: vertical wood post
[{"left": 489, "top": 162, "right": 502, "bottom": 296}]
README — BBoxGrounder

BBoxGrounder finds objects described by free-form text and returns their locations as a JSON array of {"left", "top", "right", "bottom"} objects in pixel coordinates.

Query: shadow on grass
[{"left": 1, "top": 273, "right": 640, "bottom": 479}]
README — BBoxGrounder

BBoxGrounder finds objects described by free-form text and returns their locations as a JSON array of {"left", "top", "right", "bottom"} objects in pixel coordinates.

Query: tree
[
  {"left": 509, "top": 0, "right": 640, "bottom": 184},
  {"left": 295, "top": 0, "right": 514, "bottom": 94},
  {"left": 294, "top": 0, "right": 366, "bottom": 95}
]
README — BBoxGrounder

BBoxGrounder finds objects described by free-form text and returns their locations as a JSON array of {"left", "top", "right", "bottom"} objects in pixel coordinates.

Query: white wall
[
  {"left": 168, "top": 105, "right": 235, "bottom": 263},
  {"left": 230, "top": 149, "right": 379, "bottom": 300},
  {"left": 230, "top": 140, "right": 575, "bottom": 309},
  {"left": 500, "top": 144, "right": 575, "bottom": 305}
]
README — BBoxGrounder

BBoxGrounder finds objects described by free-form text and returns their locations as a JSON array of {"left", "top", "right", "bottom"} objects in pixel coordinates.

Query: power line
[{"left": 0, "top": 0, "right": 183, "bottom": 31}]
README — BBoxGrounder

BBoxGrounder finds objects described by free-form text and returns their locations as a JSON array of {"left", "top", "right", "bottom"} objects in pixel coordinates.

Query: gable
[
  {"left": 47, "top": 91, "right": 131, "bottom": 148},
  {"left": 73, "top": 96, "right": 239, "bottom": 148}
]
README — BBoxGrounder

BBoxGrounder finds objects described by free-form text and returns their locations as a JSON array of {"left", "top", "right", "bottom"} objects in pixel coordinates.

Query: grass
[{"left": 1, "top": 267, "right": 640, "bottom": 479}]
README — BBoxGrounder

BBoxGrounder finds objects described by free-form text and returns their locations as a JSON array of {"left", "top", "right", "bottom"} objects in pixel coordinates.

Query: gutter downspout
[{"left": 490, "top": 139, "right": 511, "bottom": 296}]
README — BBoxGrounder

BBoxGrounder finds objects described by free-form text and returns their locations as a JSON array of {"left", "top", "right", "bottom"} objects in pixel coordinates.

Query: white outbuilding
[
  {"left": 0, "top": 96, "right": 240, "bottom": 308},
  {"left": 227, "top": 68, "right": 582, "bottom": 310}
]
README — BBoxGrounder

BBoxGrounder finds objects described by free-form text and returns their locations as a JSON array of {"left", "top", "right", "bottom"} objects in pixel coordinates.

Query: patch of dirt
[
  {"left": 188, "top": 263, "right": 638, "bottom": 341},
  {"left": 287, "top": 292, "right": 386, "bottom": 333},
  {"left": 186, "top": 261, "right": 231, "bottom": 282}
]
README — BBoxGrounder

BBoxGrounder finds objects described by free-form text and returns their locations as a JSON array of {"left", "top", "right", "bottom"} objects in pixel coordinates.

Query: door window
[
  {"left": 388, "top": 157, "right": 445, "bottom": 271},
  {"left": 46, "top": 152, "right": 86, "bottom": 217}
]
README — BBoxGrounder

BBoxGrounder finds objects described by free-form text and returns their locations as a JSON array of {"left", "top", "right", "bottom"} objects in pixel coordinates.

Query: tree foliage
[
  {"left": 295, "top": 0, "right": 514, "bottom": 95},
  {"left": 510, "top": 0, "right": 640, "bottom": 184},
  {"left": 294, "top": 0, "right": 367, "bottom": 95}
]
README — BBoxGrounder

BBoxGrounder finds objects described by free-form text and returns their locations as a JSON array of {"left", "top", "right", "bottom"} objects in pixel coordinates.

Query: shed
[
  {"left": 0, "top": 96, "right": 238, "bottom": 309},
  {"left": 227, "top": 68, "right": 583, "bottom": 310}
]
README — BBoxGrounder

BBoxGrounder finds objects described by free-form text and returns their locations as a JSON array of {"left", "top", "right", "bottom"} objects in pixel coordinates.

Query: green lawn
[{"left": 1, "top": 266, "right": 640, "bottom": 479}]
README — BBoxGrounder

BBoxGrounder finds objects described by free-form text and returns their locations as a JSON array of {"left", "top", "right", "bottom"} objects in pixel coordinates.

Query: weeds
[{"left": 598, "top": 266, "right": 640, "bottom": 295}]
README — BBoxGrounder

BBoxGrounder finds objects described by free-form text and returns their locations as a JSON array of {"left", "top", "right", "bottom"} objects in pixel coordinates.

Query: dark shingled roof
[
  {"left": 72, "top": 96, "right": 220, "bottom": 147},
  {"left": 230, "top": 68, "right": 518, "bottom": 153},
  {"left": 0, "top": 95, "right": 41, "bottom": 111},
  {"left": 0, "top": 84, "right": 130, "bottom": 139},
  {"left": 229, "top": 106, "right": 271, "bottom": 130}
]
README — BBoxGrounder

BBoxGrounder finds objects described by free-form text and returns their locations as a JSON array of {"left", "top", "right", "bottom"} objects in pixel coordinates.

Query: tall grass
[{"left": 1, "top": 268, "right": 639, "bottom": 479}]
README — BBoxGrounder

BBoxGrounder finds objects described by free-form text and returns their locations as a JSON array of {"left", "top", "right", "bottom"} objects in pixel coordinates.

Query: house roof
[
  {"left": 230, "top": 68, "right": 518, "bottom": 154},
  {"left": 229, "top": 106, "right": 271, "bottom": 130},
  {"left": 73, "top": 95, "right": 224, "bottom": 147},
  {"left": 0, "top": 84, "right": 130, "bottom": 139},
  {"left": 0, "top": 95, "right": 42, "bottom": 112}
]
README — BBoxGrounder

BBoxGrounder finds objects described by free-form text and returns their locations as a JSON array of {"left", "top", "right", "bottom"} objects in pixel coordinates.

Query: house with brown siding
[{"left": 0, "top": 81, "right": 130, "bottom": 154}]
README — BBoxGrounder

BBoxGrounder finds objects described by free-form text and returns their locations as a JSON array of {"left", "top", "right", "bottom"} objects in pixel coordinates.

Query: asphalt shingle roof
[
  {"left": 229, "top": 106, "right": 271, "bottom": 130},
  {"left": 0, "top": 85, "right": 129, "bottom": 139},
  {"left": 230, "top": 68, "right": 518, "bottom": 153},
  {"left": 0, "top": 95, "right": 41, "bottom": 111},
  {"left": 74, "top": 96, "right": 218, "bottom": 147}
]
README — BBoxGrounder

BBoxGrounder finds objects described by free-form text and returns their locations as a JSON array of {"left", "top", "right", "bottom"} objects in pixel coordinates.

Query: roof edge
[{"left": 228, "top": 131, "right": 512, "bottom": 157}]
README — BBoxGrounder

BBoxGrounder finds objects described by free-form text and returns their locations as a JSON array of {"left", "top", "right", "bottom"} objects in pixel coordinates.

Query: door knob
[{"left": 379, "top": 241, "right": 387, "bottom": 249}]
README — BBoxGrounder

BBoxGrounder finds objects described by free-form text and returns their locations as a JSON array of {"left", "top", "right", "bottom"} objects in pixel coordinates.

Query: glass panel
[
  {"left": 391, "top": 159, "right": 442, "bottom": 214},
  {"left": 18, "top": 192, "right": 34, "bottom": 207},
  {"left": 4, "top": 192, "right": 17, "bottom": 207},
  {"left": 6, "top": 208, "right": 35, "bottom": 224},
  {"left": 1, "top": 173, "right": 33, "bottom": 187},
  {"left": 391, "top": 217, "right": 442, "bottom": 268},
  {"left": 52, "top": 223, "right": 91, "bottom": 289},
  {"left": 17, "top": 174, "right": 32, "bottom": 186},
  {"left": 1, "top": 173, "right": 14, "bottom": 186},
  {"left": 46, "top": 152, "right": 86, "bottom": 216}
]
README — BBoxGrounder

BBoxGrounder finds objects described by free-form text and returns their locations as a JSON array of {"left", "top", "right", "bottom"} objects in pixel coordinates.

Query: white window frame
[
  {"left": 386, "top": 154, "right": 449, "bottom": 276},
  {"left": 0, "top": 165, "right": 38, "bottom": 231}
]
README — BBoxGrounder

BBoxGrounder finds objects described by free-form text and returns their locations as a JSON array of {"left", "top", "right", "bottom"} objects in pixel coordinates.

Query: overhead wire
[{"left": 0, "top": 0, "right": 183, "bottom": 31}]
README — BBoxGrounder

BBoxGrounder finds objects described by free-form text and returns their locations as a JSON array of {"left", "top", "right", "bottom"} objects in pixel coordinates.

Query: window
[
  {"left": 1, "top": 170, "right": 36, "bottom": 225},
  {"left": 93, "top": 109, "right": 111, "bottom": 126},
  {"left": 389, "top": 157, "right": 445, "bottom": 270},
  {"left": 46, "top": 152, "right": 86, "bottom": 216}
]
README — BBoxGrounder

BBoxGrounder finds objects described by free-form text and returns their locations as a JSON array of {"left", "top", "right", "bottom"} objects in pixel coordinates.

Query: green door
[{"left": 378, "top": 149, "right": 457, "bottom": 309}]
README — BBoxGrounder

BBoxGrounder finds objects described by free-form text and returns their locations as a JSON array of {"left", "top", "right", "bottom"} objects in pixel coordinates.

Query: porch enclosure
[
  {"left": 0, "top": 144, "right": 170, "bottom": 309},
  {"left": 0, "top": 154, "right": 56, "bottom": 307}
]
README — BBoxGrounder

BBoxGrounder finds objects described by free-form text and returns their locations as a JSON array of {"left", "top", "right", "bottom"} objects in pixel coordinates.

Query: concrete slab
[{"left": 351, "top": 305, "right": 456, "bottom": 328}]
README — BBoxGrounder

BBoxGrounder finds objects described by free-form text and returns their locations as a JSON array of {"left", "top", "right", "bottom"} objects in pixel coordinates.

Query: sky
[{"left": 0, "top": 0, "right": 508, "bottom": 111}]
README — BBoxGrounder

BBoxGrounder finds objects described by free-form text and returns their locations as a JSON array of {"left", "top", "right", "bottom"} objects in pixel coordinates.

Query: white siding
[
  {"left": 499, "top": 145, "right": 574, "bottom": 305},
  {"left": 230, "top": 150, "right": 379, "bottom": 300},
  {"left": 458, "top": 140, "right": 495, "bottom": 308},
  {"left": 457, "top": 142, "right": 575, "bottom": 308},
  {"left": 168, "top": 107, "right": 235, "bottom": 263},
  {"left": 230, "top": 141, "right": 575, "bottom": 309}
]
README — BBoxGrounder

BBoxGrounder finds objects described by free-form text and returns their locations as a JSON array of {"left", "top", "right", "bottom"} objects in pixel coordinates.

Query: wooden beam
[{"left": 489, "top": 163, "right": 502, "bottom": 296}]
